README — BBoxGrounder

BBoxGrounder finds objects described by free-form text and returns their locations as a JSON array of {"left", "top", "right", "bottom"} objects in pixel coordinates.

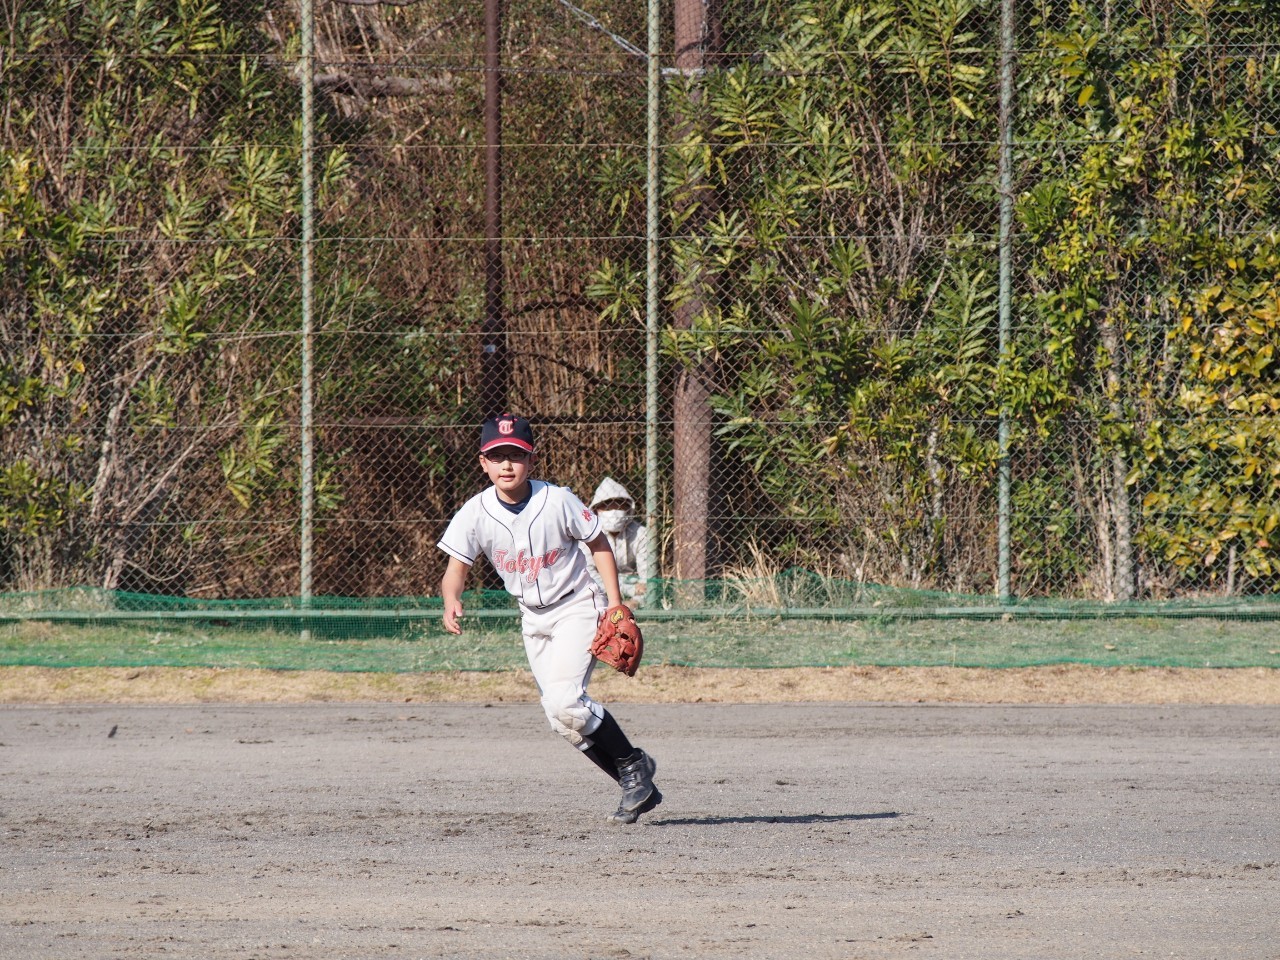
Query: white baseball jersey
[{"left": 438, "top": 480, "right": 602, "bottom": 608}]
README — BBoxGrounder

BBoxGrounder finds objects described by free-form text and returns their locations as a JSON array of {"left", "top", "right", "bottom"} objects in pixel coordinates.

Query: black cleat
[
  {"left": 615, "top": 749, "right": 657, "bottom": 812},
  {"left": 607, "top": 786, "right": 663, "bottom": 825}
]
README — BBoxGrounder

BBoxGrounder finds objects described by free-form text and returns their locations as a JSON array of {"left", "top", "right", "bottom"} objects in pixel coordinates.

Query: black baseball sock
[
  {"left": 582, "top": 743, "right": 621, "bottom": 781},
  {"left": 590, "top": 710, "right": 637, "bottom": 766}
]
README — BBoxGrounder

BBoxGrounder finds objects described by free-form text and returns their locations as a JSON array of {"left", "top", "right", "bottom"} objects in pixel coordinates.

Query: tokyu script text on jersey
[{"left": 494, "top": 547, "right": 562, "bottom": 584}]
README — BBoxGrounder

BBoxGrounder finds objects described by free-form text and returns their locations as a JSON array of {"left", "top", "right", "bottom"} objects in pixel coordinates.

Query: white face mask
[{"left": 597, "top": 509, "right": 628, "bottom": 534}]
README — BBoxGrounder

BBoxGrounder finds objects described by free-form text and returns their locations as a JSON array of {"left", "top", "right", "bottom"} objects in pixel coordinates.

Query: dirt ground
[
  {"left": 2, "top": 663, "right": 1279, "bottom": 705},
  {"left": 4, "top": 666, "right": 1279, "bottom": 959},
  {"left": 3, "top": 697, "right": 1278, "bottom": 960}
]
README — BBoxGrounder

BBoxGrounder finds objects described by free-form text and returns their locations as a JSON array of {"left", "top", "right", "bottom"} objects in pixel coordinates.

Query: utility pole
[{"left": 481, "top": 0, "right": 508, "bottom": 417}]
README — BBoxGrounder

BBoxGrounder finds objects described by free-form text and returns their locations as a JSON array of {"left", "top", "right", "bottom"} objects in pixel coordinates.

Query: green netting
[{"left": 2, "top": 581, "right": 1278, "bottom": 670}]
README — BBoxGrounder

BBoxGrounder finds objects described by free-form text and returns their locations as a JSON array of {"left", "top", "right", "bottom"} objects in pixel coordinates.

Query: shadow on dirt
[{"left": 652, "top": 811, "right": 900, "bottom": 826}]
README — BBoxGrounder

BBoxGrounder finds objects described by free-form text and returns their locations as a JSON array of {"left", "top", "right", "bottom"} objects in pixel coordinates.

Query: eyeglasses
[{"left": 482, "top": 449, "right": 531, "bottom": 464}]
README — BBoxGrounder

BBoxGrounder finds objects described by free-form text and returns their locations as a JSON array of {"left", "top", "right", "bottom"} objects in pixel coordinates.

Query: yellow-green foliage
[{"left": 1143, "top": 243, "right": 1280, "bottom": 580}]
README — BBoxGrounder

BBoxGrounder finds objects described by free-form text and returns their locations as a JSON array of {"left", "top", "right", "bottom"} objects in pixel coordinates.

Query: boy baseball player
[{"left": 437, "top": 413, "right": 662, "bottom": 824}]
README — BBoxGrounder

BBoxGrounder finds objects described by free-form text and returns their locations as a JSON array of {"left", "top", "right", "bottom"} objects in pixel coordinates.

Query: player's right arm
[{"left": 441, "top": 556, "right": 472, "bottom": 634}]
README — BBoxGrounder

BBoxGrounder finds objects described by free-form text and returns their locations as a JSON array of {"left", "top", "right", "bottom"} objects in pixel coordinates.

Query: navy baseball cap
[{"left": 479, "top": 413, "right": 535, "bottom": 454}]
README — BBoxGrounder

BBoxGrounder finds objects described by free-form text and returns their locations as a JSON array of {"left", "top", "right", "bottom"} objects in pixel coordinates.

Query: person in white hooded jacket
[{"left": 581, "top": 477, "right": 649, "bottom": 604}]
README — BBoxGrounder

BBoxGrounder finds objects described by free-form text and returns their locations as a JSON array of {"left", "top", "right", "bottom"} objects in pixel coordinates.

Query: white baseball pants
[{"left": 519, "top": 583, "right": 607, "bottom": 748}]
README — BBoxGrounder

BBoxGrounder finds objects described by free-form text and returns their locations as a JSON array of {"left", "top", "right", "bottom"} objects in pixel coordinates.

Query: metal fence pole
[
  {"left": 300, "top": 0, "right": 315, "bottom": 628},
  {"left": 997, "top": 0, "right": 1015, "bottom": 602},
  {"left": 645, "top": 0, "right": 661, "bottom": 586}
]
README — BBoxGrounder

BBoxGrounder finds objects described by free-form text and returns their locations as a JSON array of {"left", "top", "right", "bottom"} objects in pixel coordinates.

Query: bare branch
[
  {"left": 331, "top": 0, "right": 427, "bottom": 6},
  {"left": 507, "top": 294, "right": 596, "bottom": 318},
  {"left": 313, "top": 71, "right": 457, "bottom": 97}
]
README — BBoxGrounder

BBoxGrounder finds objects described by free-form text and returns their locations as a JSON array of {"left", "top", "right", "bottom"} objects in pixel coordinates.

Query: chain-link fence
[{"left": 3, "top": 0, "right": 1280, "bottom": 651}]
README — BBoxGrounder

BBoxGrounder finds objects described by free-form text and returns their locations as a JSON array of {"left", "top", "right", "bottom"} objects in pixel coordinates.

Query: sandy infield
[{"left": 2, "top": 666, "right": 1278, "bottom": 959}]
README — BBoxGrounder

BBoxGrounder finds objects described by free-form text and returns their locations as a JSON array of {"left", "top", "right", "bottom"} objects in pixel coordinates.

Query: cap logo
[{"left": 480, "top": 413, "right": 534, "bottom": 453}]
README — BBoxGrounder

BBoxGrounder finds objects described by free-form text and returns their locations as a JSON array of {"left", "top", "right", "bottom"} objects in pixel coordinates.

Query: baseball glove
[{"left": 591, "top": 604, "right": 644, "bottom": 677}]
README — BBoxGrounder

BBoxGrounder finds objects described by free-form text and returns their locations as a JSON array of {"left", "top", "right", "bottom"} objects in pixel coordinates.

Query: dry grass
[{"left": 1, "top": 664, "right": 1276, "bottom": 706}]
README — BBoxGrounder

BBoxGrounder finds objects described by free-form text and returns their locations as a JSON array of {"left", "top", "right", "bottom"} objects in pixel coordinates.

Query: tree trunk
[
  {"left": 924, "top": 424, "right": 946, "bottom": 580},
  {"left": 1099, "top": 314, "right": 1134, "bottom": 601},
  {"left": 673, "top": 367, "right": 712, "bottom": 584},
  {"left": 670, "top": 0, "right": 715, "bottom": 595}
]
